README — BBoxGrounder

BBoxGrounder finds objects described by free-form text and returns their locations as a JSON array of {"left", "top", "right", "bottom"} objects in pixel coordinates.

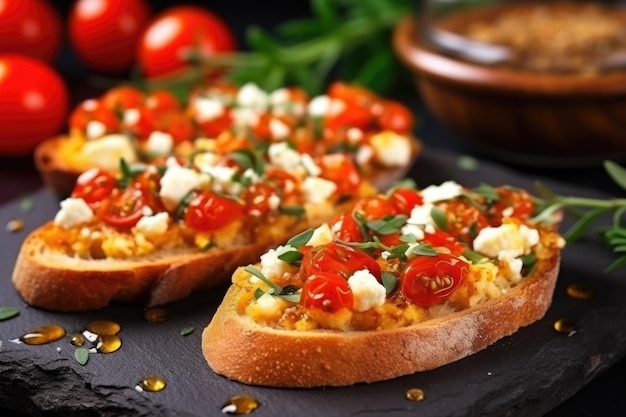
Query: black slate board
[{"left": 1, "top": 147, "right": 626, "bottom": 417}]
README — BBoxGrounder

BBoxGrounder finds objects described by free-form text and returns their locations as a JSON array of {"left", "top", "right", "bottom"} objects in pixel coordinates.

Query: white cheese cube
[
  {"left": 269, "top": 118, "right": 290, "bottom": 139},
  {"left": 260, "top": 244, "right": 297, "bottom": 280},
  {"left": 237, "top": 83, "right": 268, "bottom": 111},
  {"left": 369, "top": 131, "right": 412, "bottom": 167},
  {"left": 302, "top": 177, "right": 337, "bottom": 204},
  {"left": 473, "top": 223, "right": 539, "bottom": 260},
  {"left": 145, "top": 131, "right": 174, "bottom": 156},
  {"left": 135, "top": 212, "right": 169, "bottom": 236},
  {"left": 421, "top": 181, "right": 463, "bottom": 203},
  {"left": 82, "top": 134, "right": 137, "bottom": 171},
  {"left": 54, "top": 198, "right": 94, "bottom": 228},
  {"left": 348, "top": 269, "right": 386, "bottom": 312},
  {"left": 159, "top": 165, "right": 202, "bottom": 211},
  {"left": 306, "top": 224, "right": 333, "bottom": 247},
  {"left": 193, "top": 97, "right": 225, "bottom": 122}
]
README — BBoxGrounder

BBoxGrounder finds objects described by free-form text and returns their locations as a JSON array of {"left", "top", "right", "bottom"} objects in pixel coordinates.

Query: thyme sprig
[{"left": 532, "top": 161, "right": 626, "bottom": 273}]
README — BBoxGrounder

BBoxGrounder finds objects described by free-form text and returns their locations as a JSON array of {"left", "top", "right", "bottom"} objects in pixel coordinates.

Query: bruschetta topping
[
  {"left": 235, "top": 182, "right": 566, "bottom": 331},
  {"left": 64, "top": 81, "right": 417, "bottom": 174}
]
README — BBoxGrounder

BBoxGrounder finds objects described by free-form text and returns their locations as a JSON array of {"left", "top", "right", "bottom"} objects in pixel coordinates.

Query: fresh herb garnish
[
  {"left": 180, "top": 326, "right": 195, "bottom": 337},
  {"left": 367, "top": 214, "right": 408, "bottom": 235},
  {"left": 0, "top": 307, "right": 19, "bottom": 321},
  {"left": 20, "top": 195, "right": 33, "bottom": 213},
  {"left": 430, "top": 206, "right": 448, "bottom": 231},
  {"left": 382, "top": 271, "right": 398, "bottom": 294},
  {"left": 532, "top": 160, "right": 626, "bottom": 273},
  {"left": 116, "top": 158, "right": 145, "bottom": 188},
  {"left": 286, "top": 228, "right": 315, "bottom": 248},
  {"left": 74, "top": 347, "right": 90, "bottom": 366},
  {"left": 246, "top": 266, "right": 302, "bottom": 303}
]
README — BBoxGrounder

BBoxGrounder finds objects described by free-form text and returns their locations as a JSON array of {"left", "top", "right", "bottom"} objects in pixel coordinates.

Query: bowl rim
[{"left": 393, "top": 17, "right": 626, "bottom": 97}]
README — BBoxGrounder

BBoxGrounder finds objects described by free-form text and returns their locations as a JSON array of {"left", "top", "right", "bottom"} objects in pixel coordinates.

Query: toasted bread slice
[
  {"left": 202, "top": 253, "right": 559, "bottom": 387},
  {"left": 202, "top": 183, "right": 565, "bottom": 387}
]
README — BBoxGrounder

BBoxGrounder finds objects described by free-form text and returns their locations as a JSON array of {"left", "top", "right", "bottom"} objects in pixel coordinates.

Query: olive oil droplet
[
  {"left": 405, "top": 388, "right": 425, "bottom": 402},
  {"left": 19, "top": 324, "right": 66, "bottom": 345},
  {"left": 85, "top": 320, "right": 121, "bottom": 335},
  {"left": 6, "top": 219, "right": 24, "bottom": 233},
  {"left": 136, "top": 375, "right": 166, "bottom": 392},
  {"left": 554, "top": 319, "right": 577, "bottom": 334},
  {"left": 221, "top": 394, "right": 260, "bottom": 415},
  {"left": 70, "top": 333, "right": 85, "bottom": 346},
  {"left": 94, "top": 334, "right": 122, "bottom": 353},
  {"left": 144, "top": 307, "right": 168, "bottom": 323},
  {"left": 566, "top": 283, "right": 592, "bottom": 300}
]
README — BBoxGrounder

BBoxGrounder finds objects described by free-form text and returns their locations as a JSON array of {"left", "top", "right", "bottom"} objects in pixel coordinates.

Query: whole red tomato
[
  {"left": 0, "top": 55, "right": 69, "bottom": 155},
  {"left": 69, "top": 0, "right": 152, "bottom": 74},
  {"left": 0, "top": 0, "right": 62, "bottom": 62},
  {"left": 137, "top": 5, "right": 236, "bottom": 79}
]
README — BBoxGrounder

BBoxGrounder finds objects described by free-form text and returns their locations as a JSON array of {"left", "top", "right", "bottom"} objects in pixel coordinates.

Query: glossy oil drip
[
  {"left": 144, "top": 307, "right": 168, "bottom": 323},
  {"left": 16, "top": 324, "right": 66, "bottom": 345},
  {"left": 566, "top": 283, "right": 593, "bottom": 300},
  {"left": 221, "top": 394, "right": 260, "bottom": 415},
  {"left": 405, "top": 388, "right": 425, "bottom": 402},
  {"left": 136, "top": 375, "right": 166, "bottom": 392}
]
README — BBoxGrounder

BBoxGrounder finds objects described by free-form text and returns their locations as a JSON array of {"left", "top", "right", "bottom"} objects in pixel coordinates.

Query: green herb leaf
[
  {"left": 180, "top": 326, "right": 194, "bottom": 337},
  {"left": 430, "top": 206, "right": 448, "bottom": 231},
  {"left": 279, "top": 205, "right": 305, "bottom": 217},
  {"left": 471, "top": 183, "right": 499, "bottom": 204},
  {"left": 74, "top": 347, "right": 90, "bottom": 366},
  {"left": 386, "top": 243, "right": 410, "bottom": 261},
  {"left": 410, "top": 244, "right": 438, "bottom": 257},
  {"left": 176, "top": 191, "right": 196, "bottom": 219},
  {"left": 382, "top": 272, "right": 398, "bottom": 295},
  {"left": 367, "top": 215, "right": 407, "bottom": 235},
  {"left": 604, "top": 160, "right": 626, "bottom": 191},
  {"left": 0, "top": 307, "right": 19, "bottom": 321},
  {"left": 20, "top": 195, "right": 33, "bottom": 213},
  {"left": 286, "top": 228, "right": 315, "bottom": 248},
  {"left": 278, "top": 250, "right": 304, "bottom": 264},
  {"left": 244, "top": 265, "right": 282, "bottom": 294}
]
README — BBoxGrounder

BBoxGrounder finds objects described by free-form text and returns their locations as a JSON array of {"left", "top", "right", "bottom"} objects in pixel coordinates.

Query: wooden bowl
[{"left": 393, "top": 16, "right": 626, "bottom": 166}]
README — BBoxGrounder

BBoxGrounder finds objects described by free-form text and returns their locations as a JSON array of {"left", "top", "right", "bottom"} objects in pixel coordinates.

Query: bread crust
[
  {"left": 202, "top": 252, "right": 560, "bottom": 387},
  {"left": 11, "top": 222, "right": 312, "bottom": 312},
  {"left": 34, "top": 136, "right": 90, "bottom": 198}
]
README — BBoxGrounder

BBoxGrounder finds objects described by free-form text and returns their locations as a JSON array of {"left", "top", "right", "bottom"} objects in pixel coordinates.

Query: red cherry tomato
[
  {"left": 301, "top": 272, "right": 354, "bottom": 313},
  {"left": 101, "top": 85, "right": 146, "bottom": 112},
  {"left": 71, "top": 168, "right": 117, "bottom": 210},
  {"left": 184, "top": 191, "right": 243, "bottom": 231},
  {"left": 97, "top": 187, "right": 147, "bottom": 229},
  {"left": 389, "top": 188, "right": 423, "bottom": 216},
  {"left": 377, "top": 101, "right": 415, "bottom": 133},
  {"left": 489, "top": 187, "right": 535, "bottom": 225},
  {"left": 399, "top": 254, "right": 469, "bottom": 307},
  {"left": 317, "top": 154, "right": 362, "bottom": 197},
  {"left": 69, "top": 0, "right": 152, "bottom": 74},
  {"left": 331, "top": 212, "right": 363, "bottom": 242},
  {"left": 301, "top": 241, "right": 382, "bottom": 281},
  {"left": 69, "top": 99, "right": 120, "bottom": 135},
  {"left": 145, "top": 90, "right": 181, "bottom": 112},
  {"left": 422, "top": 230, "right": 466, "bottom": 257},
  {"left": 137, "top": 6, "right": 236, "bottom": 79},
  {"left": 0, "top": 55, "right": 69, "bottom": 155},
  {"left": 0, "top": 0, "right": 62, "bottom": 62},
  {"left": 242, "top": 183, "right": 279, "bottom": 216}
]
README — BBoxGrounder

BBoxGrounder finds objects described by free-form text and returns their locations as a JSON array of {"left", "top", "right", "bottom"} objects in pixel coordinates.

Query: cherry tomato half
[
  {"left": 184, "top": 191, "right": 243, "bottom": 231},
  {"left": 69, "top": 0, "right": 152, "bottom": 74},
  {"left": 97, "top": 187, "right": 147, "bottom": 229},
  {"left": 389, "top": 188, "right": 423, "bottom": 216},
  {"left": 137, "top": 5, "right": 236, "bottom": 79},
  {"left": 71, "top": 168, "right": 117, "bottom": 210},
  {"left": 0, "top": 0, "right": 62, "bottom": 62},
  {"left": 399, "top": 254, "right": 469, "bottom": 307},
  {"left": 377, "top": 100, "right": 415, "bottom": 133},
  {"left": 301, "top": 242, "right": 382, "bottom": 281},
  {"left": 301, "top": 272, "right": 353, "bottom": 313},
  {"left": 0, "top": 55, "right": 69, "bottom": 155}
]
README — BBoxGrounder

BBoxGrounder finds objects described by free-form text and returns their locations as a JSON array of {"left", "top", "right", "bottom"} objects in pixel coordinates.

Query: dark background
[{"left": 1, "top": 1, "right": 625, "bottom": 416}]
